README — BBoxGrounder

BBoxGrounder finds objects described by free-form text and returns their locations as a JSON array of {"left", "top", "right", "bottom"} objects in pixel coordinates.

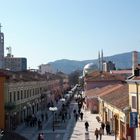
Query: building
[
  {"left": 83, "top": 63, "right": 98, "bottom": 77},
  {"left": 0, "top": 24, "right": 4, "bottom": 69},
  {"left": 103, "top": 61, "right": 116, "bottom": 72},
  {"left": 4, "top": 55, "right": 27, "bottom": 71},
  {"left": 0, "top": 70, "right": 70, "bottom": 130},
  {"left": 38, "top": 64, "right": 56, "bottom": 74},
  {"left": 0, "top": 72, "right": 7, "bottom": 129},
  {"left": 126, "top": 51, "right": 140, "bottom": 140}
]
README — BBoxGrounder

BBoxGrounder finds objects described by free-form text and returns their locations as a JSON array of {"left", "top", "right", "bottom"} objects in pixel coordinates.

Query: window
[
  {"left": 17, "top": 91, "right": 20, "bottom": 100},
  {"left": 9, "top": 92, "right": 12, "bottom": 102},
  {"left": 21, "top": 90, "right": 23, "bottom": 99},
  {"left": 14, "top": 91, "right": 16, "bottom": 101},
  {"left": 24, "top": 90, "right": 26, "bottom": 98}
]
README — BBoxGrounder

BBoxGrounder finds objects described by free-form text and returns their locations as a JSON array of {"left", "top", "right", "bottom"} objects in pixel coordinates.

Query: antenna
[
  {"left": 0, "top": 23, "right": 2, "bottom": 33},
  {"left": 6, "top": 46, "right": 12, "bottom": 57}
]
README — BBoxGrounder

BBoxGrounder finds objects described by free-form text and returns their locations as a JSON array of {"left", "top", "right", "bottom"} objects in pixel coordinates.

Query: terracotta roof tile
[
  {"left": 85, "top": 84, "right": 129, "bottom": 110},
  {"left": 85, "top": 71, "right": 125, "bottom": 82}
]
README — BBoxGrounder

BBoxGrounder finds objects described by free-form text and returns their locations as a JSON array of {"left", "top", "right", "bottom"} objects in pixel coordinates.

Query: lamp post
[
  {"left": 60, "top": 98, "right": 66, "bottom": 103},
  {"left": 49, "top": 107, "right": 58, "bottom": 131}
]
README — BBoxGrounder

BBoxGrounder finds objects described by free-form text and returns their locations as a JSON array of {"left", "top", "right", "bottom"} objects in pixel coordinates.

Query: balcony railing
[{"left": 5, "top": 102, "right": 16, "bottom": 111}]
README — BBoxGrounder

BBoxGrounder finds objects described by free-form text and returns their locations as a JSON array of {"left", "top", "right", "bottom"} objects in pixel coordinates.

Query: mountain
[{"left": 49, "top": 51, "right": 139, "bottom": 74}]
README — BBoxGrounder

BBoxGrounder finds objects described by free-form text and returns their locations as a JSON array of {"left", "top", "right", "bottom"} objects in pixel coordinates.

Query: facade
[
  {"left": 0, "top": 24, "right": 4, "bottom": 69},
  {"left": 0, "top": 73, "right": 6, "bottom": 129},
  {"left": 4, "top": 56, "right": 27, "bottom": 71},
  {"left": 126, "top": 78, "right": 140, "bottom": 140},
  {"left": 0, "top": 70, "right": 69, "bottom": 130},
  {"left": 38, "top": 64, "right": 56, "bottom": 74}
]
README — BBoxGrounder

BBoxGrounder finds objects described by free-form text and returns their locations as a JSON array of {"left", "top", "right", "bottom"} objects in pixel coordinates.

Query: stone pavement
[
  {"left": 70, "top": 110, "right": 115, "bottom": 140},
  {"left": 15, "top": 99, "right": 115, "bottom": 140}
]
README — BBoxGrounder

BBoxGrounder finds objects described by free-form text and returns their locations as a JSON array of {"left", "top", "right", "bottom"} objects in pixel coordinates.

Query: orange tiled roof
[
  {"left": 0, "top": 69, "right": 67, "bottom": 82},
  {"left": 100, "top": 84, "right": 129, "bottom": 110},
  {"left": 85, "top": 84, "right": 129, "bottom": 110},
  {"left": 85, "top": 71, "right": 125, "bottom": 82}
]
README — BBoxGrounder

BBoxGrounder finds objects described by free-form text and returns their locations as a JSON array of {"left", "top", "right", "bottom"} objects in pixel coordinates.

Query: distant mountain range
[{"left": 49, "top": 51, "right": 139, "bottom": 74}]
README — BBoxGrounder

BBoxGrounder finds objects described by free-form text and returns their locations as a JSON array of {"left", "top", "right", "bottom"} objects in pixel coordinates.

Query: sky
[{"left": 0, "top": 0, "right": 140, "bottom": 69}]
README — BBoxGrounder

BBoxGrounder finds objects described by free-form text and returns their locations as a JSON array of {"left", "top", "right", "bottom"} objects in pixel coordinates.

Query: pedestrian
[
  {"left": 101, "top": 122, "right": 105, "bottom": 134},
  {"left": 62, "top": 114, "right": 65, "bottom": 122},
  {"left": 85, "top": 121, "right": 89, "bottom": 131},
  {"left": 75, "top": 113, "right": 78, "bottom": 121},
  {"left": 106, "top": 122, "right": 110, "bottom": 135},
  {"left": 95, "top": 128, "right": 99, "bottom": 140},
  {"left": 80, "top": 112, "right": 83, "bottom": 121},
  {"left": 99, "top": 127, "right": 103, "bottom": 140}
]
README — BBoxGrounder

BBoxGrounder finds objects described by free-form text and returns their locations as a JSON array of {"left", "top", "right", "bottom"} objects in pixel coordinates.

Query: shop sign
[{"left": 129, "top": 112, "right": 138, "bottom": 128}]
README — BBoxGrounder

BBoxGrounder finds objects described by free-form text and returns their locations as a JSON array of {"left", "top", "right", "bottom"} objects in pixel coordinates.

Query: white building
[
  {"left": 83, "top": 63, "right": 98, "bottom": 76},
  {"left": 38, "top": 64, "right": 56, "bottom": 74},
  {"left": 4, "top": 55, "right": 27, "bottom": 71}
]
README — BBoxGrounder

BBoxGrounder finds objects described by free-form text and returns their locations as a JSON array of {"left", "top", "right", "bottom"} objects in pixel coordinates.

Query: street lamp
[
  {"left": 60, "top": 98, "right": 66, "bottom": 102},
  {"left": 49, "top": 107, "right": 58, "bottom": 131}
]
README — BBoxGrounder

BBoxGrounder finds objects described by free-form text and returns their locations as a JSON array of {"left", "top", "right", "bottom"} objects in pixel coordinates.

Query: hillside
[{"left": 49, "top": 51, "right": 139, "bottom": 74}]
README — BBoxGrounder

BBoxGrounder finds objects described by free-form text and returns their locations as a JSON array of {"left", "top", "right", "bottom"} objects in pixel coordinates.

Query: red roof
[{"left": 85, "top": 84, "right": 129, "bottom": 110}]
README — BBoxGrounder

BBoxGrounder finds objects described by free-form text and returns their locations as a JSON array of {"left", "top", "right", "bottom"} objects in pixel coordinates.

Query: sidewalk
[{"left": 69, "top": 110, "right": 115, "bottom": 140}]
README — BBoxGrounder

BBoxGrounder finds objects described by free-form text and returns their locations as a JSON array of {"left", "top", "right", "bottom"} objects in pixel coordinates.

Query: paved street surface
[
  {"left": 70, "top": 110, "right": 115, "bottom": 140},
  {"left": 15, "top": 99, "right": 115, "bottom": 140}
]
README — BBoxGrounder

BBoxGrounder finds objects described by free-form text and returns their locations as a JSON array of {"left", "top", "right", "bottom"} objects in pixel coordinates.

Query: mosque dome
[{"left": 83, "top": 63, "right": 98, "bottom": 76}]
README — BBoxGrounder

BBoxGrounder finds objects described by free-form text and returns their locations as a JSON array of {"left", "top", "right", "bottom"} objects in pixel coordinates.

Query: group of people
[
  {"left": 84, "top": 121, "right": 111, "bottom": 140},
  {"left": 24, "top": 112, "right": 48, "bottom": 130},
  {"left": 94, "top": 127, "right": 104, "bottom": 140},
  {"left": 84, "top": 121, "right": 104, "bottom": 140},
  {"left": 94, "top": 121, "right": 111, "bottom": 140}
]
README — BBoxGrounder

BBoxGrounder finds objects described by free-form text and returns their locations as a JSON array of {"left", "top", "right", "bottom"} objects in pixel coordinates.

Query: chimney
[{"left": 132, "top": 51, "right": 138, "bottom": 75}]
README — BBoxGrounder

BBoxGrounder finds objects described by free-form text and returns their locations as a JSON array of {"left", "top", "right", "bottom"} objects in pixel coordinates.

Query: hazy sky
[{"left": 0, "top": 0, "right": 140, "bottom": 69}]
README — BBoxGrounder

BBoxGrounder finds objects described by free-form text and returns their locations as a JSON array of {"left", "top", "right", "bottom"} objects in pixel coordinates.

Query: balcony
[{"left": 5, "top": 102, "right": 16, "bottom": 111}]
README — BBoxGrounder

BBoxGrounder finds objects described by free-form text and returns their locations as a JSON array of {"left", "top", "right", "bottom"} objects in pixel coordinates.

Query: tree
[{"left": 69, "top": 70, "right": 82, "bottom": 86}]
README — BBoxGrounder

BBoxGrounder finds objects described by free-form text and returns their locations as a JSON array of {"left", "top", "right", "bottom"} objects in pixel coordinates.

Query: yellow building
[{"left": 127, "top": 79, "right": 140, "bottom": 140}]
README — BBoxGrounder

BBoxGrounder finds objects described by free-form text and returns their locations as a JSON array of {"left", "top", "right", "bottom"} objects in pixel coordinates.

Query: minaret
[
  {"left": 0, "top": 23, "right": 4, "bottom": 69},
  {"left": 101, "top": 49, "right": 103, "bottom": 71},
  {"left": 98, "top": 51, "right": 101, "bottom": 71}
]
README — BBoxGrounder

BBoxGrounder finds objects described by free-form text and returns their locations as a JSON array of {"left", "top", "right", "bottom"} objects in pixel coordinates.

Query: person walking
[
  {"left": 99, "top": 127, "right": 103, "bottom": 140},
  {"left": 101, "top": 122, "right": 105, "bottom": 134},
  {"left": 95, "top": 128, "right": 99, "bottom": 140},
  {"left": 80, "top": 112, "right": 83, "bottom": 121},
  {"left": 106, "top": 122, "right": 110, "bottom": 135},
  {"left": 85, "top": 121, "right": 89, "bottom": 131}
]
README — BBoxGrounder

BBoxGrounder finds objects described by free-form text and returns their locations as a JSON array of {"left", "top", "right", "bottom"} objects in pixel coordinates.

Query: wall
[{"left": 0, "top": 75, "right": 6, "bottom": 129}]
